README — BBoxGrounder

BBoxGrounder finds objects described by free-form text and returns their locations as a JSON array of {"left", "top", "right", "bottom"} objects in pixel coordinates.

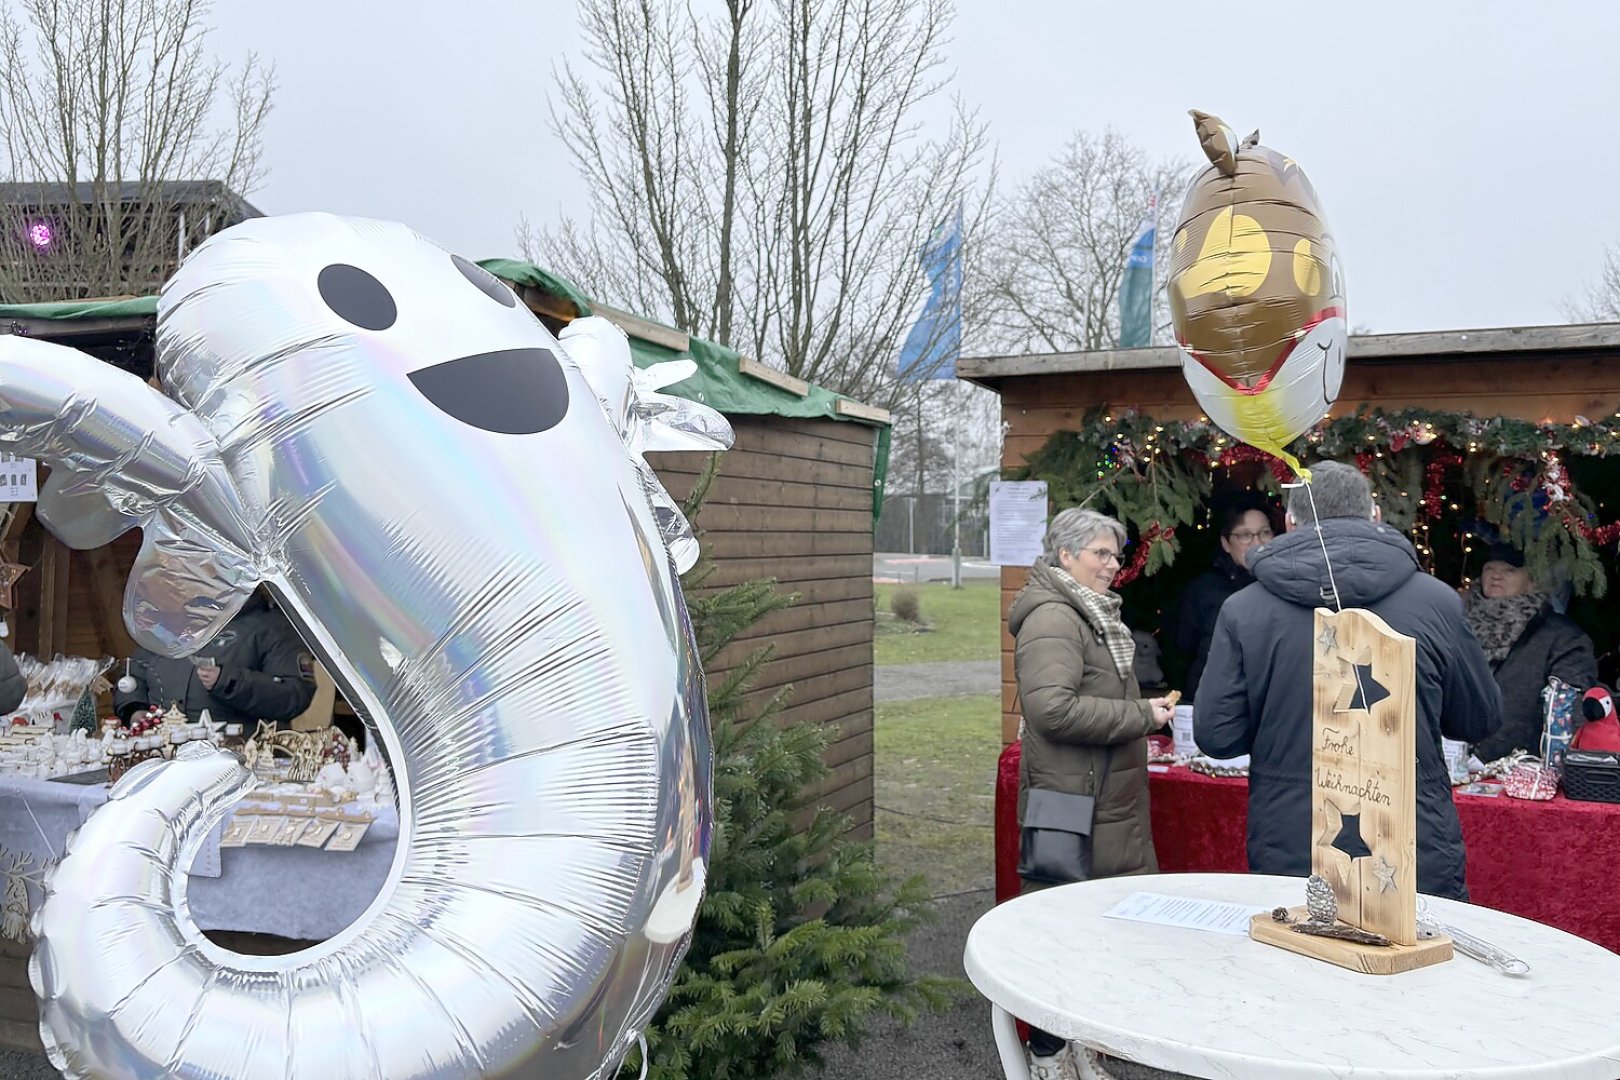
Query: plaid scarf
[{"left": 1050, "top": 565, "right": 1136, "bottom": 681}]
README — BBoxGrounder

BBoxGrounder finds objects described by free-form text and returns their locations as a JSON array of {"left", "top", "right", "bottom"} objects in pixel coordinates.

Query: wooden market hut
[
  {"left": 958, "top": 322, "right": 1620, "bottom": 744},
  {"left": 0, "top": 263, "right": 890, "bottom": 835}
]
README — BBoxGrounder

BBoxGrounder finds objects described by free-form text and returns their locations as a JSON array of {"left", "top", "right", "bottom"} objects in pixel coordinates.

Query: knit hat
[{"left": 1481, "top": 542, "right": 1525, "bottom": 569}]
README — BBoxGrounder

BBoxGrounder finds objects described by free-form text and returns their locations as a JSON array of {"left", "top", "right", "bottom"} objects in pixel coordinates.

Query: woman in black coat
[
  {"left": 1465, "top": 544, "right": 1597, "bottom": 762},
  {"left": 1174, "top": 501, "right": 1274, "bottom": 703}
]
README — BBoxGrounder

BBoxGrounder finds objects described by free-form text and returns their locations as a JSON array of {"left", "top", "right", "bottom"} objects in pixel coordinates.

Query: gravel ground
[{"left": 874, "top": 660, "right": 999, "bottom": 703}]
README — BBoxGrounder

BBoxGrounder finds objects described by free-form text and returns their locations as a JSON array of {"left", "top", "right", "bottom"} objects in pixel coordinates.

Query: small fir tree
[{"left": 622, "top": 456, "right": 953, "bottom": 1079}]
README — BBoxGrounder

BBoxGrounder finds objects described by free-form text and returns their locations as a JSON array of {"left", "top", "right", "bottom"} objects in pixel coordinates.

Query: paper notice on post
[
  {"left": 0, "top": 453, "right": 36, "bottom": 502},
  {"left": 1102, "top": 892, "right": 1270, "bottom": 936},
  {"left": 989, "top": 480, "right": 1048, "bottom": 567}
]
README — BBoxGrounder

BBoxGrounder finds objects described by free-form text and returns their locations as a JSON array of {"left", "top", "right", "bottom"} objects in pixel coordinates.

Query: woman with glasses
[
  {"left": 1006, "top": 507, "right": 1177, "bottom": 1080},
  {"left": 1175, "top": 500, "right": 1275, "bottom": 704}
]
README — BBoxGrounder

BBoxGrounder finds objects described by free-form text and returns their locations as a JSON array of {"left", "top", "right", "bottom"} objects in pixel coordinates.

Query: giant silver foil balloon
[{"left": 0, "top": 213, "right": 733, "bottom": 1079}]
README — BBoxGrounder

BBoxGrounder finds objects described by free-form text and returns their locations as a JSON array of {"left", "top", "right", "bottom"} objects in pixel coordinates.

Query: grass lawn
[
  {"left": 873, "top": 693, "right": 1001, "bottom": 896},
  {"left": 873, "top": 579, "right": 1002, "bottom": 666}
]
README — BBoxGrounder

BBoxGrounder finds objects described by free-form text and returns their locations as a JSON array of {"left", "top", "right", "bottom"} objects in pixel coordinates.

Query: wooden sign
[
  {"left": 1250, "top": 607, "right": 1451, "bottom": 974},
  {"left": 1311, "top": 607, "right": 1418, "bottom": 942}
]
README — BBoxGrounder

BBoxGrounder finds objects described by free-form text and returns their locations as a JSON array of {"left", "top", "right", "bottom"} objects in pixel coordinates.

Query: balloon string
[
  {"left": 636, "top": 1034, "right": 650, "bottom": 1080},
  {"left": 1301, "top": 480, "right": 1343, "bottom": 613},
  {"left": 1293, "top": 476, "right": 1372, "bottom": 712}
]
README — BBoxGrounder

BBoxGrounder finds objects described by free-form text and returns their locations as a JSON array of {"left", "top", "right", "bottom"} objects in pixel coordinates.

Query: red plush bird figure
[{"left": 1571, "top": 686, "right": 1620, "bottom": 752}]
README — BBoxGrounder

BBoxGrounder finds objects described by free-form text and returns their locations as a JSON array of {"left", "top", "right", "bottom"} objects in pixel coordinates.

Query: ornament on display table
[
  {"left": 0, "top": 212, "right": 732, "bottom": 1079},
  {"left": 1169, "top": 110, "right": 1346, "bottom": 479},
  {"left": 0, "top": 561, "right": 26, "bottom": 608},
  {"left": 1249, "top": 608, "right": 1455, "bottom": 974}
]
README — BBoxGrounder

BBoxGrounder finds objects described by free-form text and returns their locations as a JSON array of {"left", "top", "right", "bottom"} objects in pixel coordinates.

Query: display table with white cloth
[
  {"left": 0, "top": 772, "right": 397, "bottom": 943},
  {"left": 964, "top": 872, "right": 1620, "bottom": 1080}
]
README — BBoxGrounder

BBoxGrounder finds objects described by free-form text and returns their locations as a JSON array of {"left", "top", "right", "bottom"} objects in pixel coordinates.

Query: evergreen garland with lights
[{"left": 1017, "top": 404, "right": 1620, "bottom": 597}]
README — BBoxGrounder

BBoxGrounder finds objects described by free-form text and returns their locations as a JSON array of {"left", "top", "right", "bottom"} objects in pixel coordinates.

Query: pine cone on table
[{"left": 1305, "top": 874, "right": 1338, "bottom": 924}]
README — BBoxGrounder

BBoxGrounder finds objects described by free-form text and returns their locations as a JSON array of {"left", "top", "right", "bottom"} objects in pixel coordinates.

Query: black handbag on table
[{"left": 1016, "top": 788, "right": 1098, "bottom": 885}]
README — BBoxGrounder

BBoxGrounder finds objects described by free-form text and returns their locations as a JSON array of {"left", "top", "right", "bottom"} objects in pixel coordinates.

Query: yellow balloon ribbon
[{"left": 1228, "top": 389, "right": 1310, "bottom": 481}]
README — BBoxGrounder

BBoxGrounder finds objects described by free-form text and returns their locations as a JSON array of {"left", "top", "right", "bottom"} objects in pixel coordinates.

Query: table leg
[{"left": 990, "top": 1003, "right": 1030, "bottom": 1080}]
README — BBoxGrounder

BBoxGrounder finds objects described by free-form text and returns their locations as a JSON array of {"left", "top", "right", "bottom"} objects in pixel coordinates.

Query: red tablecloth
[{"left": 994, "top": 741, "right": 1620, "bottom": 954}]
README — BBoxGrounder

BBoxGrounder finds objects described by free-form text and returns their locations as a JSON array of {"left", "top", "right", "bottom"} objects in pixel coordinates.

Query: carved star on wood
[
  {"left": 1372, "top": 855, "right": 1398, "bottom": 894},
  {"left": 0, "top": 562, "right": 27, "bottom": 608},
  {"left": 1316, "top": 624, "right": 1338, "bottom": 654},
  {"left": 1319, "top": 799, "right": 1373, "bottom": 861},
  {"left": 1333, "top": 648, "right": 1390, "bottom": 713}
]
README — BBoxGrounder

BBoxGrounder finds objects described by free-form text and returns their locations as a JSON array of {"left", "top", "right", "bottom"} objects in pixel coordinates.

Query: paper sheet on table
[{"left": 1103, "top": 892, "right": 1270, "bottom": 936}]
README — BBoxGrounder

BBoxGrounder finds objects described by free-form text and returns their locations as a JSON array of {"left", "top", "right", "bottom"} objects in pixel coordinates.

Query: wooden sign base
[{"left": 1250, "top": 908, "right": 1453, "bottom": 976}]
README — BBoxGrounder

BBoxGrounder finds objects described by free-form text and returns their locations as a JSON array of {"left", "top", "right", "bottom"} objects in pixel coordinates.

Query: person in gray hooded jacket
[{"left": 1194, "top": 462, "right": 1502, "bottom": 900}]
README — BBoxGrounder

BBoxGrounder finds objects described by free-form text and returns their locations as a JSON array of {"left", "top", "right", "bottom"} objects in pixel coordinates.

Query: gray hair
[
  {"left": 1286, "top": 460, "right": 1374, "bottom": 526},
  {"left": 1042, "top": 507, "right": 1127, "bottom": 567}
]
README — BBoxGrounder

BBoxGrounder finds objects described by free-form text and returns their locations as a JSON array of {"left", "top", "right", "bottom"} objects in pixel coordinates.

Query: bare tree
[
  {"left": 0, "top": 0, "right": 274, "bottom": 302},
  {"left": 1565, "top": 244, "right": 1620, "bottom": 322},
  {"left": 528, "top": 0, "right": 992, "bottom": 409},
  {"left": 981, "top": 129, "right": 1187, "bottom": 354}
]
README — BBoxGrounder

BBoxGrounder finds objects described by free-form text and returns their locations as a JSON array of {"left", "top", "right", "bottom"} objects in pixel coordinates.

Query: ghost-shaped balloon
[{"left": 1169, "top": 110, "right": 1346, "bottom": 477}]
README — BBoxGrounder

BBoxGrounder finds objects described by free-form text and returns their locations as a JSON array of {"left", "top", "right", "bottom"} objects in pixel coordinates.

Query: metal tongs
[{"left": 1416, "top": 901, "right": 1531, "bottom": 975}]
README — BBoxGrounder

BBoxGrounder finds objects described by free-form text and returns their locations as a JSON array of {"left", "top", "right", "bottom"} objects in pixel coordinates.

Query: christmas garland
[{"left": 1017, "top": 405, "right": 1620, "bottom": 597}]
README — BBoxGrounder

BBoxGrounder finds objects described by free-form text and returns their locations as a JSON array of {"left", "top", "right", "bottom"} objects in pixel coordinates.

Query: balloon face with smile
[
  {"left": 1168, "top": 111, "right": 1346, "bottom": 460},
  {"left": 158, "top": 215, "right": 578, "bottom": 446},
  {"left": 314, "top": 257, "right": 569, "bottom": 435}
]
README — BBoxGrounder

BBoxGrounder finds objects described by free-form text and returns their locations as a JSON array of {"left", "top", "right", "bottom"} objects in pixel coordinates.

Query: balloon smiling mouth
[{"left": 407, "top": 347, "right": 570, "bottom": 434}]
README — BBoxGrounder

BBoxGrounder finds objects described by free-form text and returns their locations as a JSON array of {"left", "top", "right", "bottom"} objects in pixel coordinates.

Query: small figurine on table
[{"left": 1572, "top": 685, "right": 1620, "bottom": 752}]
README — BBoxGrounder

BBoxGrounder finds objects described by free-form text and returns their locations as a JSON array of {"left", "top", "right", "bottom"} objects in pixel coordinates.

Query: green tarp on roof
[
  {"left": 0, "top": 296, "right": 156, "bottom": 320},
  {"left": 475, "top": 258, "right": 594, "bottom": 317},
  {"left": 0, "top": 260, "right": 891, "bottom": 513}
]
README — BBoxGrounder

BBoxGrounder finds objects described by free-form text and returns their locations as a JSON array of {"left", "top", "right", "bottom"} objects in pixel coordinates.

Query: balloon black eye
[
  {"left": 453, "top": 254, "right": 517, "bottom": 308},
  {"left": 318, "top": 264, "right": 397, "bottom": 330}
]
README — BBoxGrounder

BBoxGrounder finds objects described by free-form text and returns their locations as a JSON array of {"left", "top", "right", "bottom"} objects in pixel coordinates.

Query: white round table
[{"left": 963, "top": 873, "right": 1620, "bottom": 1080}]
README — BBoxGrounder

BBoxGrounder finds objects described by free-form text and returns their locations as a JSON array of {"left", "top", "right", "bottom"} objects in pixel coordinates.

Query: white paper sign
[
  {"left": 1103, "top": 891, "right": 1270, "bottom": 936},
  {"left": 0, "top": 453, "right": 36, "bottom": 502},
  {"left": 989, "top": 480, "right": 1047, "bottom": 567}
]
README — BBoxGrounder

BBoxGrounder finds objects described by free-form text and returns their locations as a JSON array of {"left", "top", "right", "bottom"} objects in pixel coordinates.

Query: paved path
[{"left": 874, "top": 660, "right": 999, "bottom": 703}]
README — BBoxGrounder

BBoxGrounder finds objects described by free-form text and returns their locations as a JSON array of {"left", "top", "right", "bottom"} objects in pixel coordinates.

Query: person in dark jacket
[
  {"left": 1463, "top": 543, "right": 1596, "bottom": 763},
  {"left": 1194, "top": 462, "right": 1501, "bottom": 900},
  {"left": 0, "top": 638, "right": 25, "bottom": 714},
  {"left": 1174, "top": 500, "right": 1274, "bottom": 702},
  {"left": 114, "top": 590, "right": 316, "bottom": 728}
]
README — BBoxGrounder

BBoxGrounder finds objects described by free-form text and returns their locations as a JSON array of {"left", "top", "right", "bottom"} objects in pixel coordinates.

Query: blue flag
[
  {"left": 1119, "top": 197, "right": 1156, "bottom": 348},
  {"left": 898, "top": 205, "right": 963, "bottom": 381}
]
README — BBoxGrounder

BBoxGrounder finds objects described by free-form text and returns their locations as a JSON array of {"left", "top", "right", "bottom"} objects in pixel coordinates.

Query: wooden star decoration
[
  {"left": 1316, "top": 624, "right": 1338, "bottom": 654},
  {"left": 1372, "top": 855, "right": 1398, "bottom": 894},
  {"left": 0, "top": 562, "right": 27, "bottom": 608}
]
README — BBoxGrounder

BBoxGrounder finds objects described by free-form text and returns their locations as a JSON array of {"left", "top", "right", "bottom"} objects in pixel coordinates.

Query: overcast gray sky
[{"left": 211, "top": 0, "right": 1620, "bottom": 336}]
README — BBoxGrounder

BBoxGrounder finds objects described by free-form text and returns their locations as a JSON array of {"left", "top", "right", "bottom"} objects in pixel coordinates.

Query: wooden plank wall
[
  {"left": 996, "top": 350, "right": 1620, "bottom": 743},
  {"left": 652, "top": 415, "right": 877, "bottom": 838}
]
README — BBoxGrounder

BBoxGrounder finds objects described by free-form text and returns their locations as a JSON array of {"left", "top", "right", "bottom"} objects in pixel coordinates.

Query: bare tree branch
[
  {"left": 1565, "top": 243, "right": 1620, "bottom": 323},
  {"left": 531, "top": 0, "right": 989, "bottom": 410},
  {"left": 0, "top": 0, "right": 275, "bottom": 302},
  {"left": 981, "top": 128, "right": 1186, "bottom": 354}
]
